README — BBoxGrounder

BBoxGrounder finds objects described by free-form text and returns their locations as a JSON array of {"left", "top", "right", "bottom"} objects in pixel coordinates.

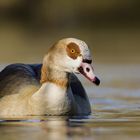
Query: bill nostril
[{"left": 86, "top": 67, "right": 90, "bottom": 72}]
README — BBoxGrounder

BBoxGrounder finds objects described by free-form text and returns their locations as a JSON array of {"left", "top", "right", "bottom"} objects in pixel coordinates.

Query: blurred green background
[{"left": 0, "top": 0, "right": 140, "bottom": 63}]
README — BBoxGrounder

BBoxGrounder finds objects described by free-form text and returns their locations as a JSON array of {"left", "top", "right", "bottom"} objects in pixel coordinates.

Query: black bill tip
[{"left": 93, "top": 77, "right": 100, "bottom": 86}]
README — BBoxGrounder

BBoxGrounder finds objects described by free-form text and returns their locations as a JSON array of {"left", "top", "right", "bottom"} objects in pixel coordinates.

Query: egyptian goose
[{"left": 0, "top": 38, "right": 100, "bottom": 116}]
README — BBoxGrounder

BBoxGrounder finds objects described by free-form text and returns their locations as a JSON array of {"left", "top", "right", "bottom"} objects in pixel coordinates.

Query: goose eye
[
  {"left": 66, "top": 42, "right": 81, "bottom": 59},
  {"left": 71, "top": 49, "right": 75, "bottom": 53}
]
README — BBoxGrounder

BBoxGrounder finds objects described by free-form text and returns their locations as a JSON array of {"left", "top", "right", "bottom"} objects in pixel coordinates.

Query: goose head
[{"left": 42, "top": 38, "right": 100, "bottom": 86}]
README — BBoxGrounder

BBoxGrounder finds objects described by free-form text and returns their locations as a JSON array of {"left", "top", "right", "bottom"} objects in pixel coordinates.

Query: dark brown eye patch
[{"left": 66, "top": 42, "right": 81, "bottom": 59}]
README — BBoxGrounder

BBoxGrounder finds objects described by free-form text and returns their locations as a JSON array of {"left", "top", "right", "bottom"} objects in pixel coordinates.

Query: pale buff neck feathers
[
  {"left": 40, "top": 63, "right": 69, "bottom": 88},
  {"left": 40, "top": 41, "right": 82, "bottom": 88}
]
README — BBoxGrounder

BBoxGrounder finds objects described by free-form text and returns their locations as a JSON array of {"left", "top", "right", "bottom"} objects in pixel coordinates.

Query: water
[{"left": 0, "top": 64, "right": 140, "bottom": 140}]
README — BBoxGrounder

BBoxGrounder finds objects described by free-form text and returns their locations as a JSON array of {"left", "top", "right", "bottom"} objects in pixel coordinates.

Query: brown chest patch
[{"left": 66, "top": 42, "right": 81, "bottom": 59}]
